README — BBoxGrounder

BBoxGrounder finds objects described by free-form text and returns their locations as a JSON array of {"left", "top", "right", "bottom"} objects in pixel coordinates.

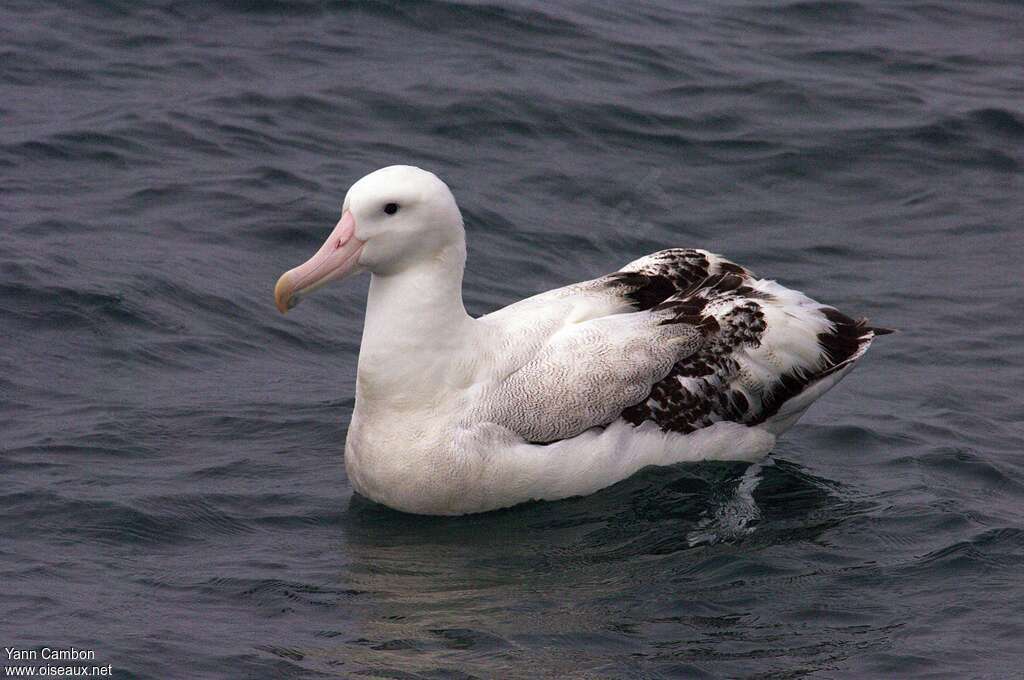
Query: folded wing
[{"left": 477, "top": 249, "right": 885, "bottom": 443}]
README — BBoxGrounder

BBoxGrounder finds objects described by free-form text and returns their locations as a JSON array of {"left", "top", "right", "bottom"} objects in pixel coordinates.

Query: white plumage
[{"left": 275, "top": 166, "right": 888, "bottom": 515}]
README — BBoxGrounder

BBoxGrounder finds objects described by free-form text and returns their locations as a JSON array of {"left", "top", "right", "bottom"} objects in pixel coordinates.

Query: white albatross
[{"left": 274, "top": 165, "right": 889, "bottom": 515}]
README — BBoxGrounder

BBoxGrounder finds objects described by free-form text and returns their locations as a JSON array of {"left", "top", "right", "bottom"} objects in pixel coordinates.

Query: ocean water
[{"left": 3, "top": 0, "right": 1023, "bottom": 677}]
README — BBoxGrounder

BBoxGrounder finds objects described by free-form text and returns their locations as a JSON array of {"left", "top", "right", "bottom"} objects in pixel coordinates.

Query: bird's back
[{"left": 478, "top": 248, "right": 887, "bottom": 441}]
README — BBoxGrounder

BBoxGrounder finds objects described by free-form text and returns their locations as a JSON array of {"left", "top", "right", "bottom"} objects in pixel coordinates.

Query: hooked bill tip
[{"left": 274, "top": 272, "right": 295, "bottom": 314}]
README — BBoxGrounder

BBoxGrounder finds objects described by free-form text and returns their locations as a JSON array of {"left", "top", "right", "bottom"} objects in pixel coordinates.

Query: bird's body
[{"left": 275, "top": 166, "right": 887, "bottom": 515}]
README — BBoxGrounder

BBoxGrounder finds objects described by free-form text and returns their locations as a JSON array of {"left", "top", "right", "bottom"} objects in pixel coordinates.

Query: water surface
[{"left": 3, "top": 1, "right": 1023, "bottom": 677}]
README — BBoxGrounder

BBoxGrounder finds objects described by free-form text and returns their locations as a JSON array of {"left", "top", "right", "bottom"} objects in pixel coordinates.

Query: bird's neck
[{"left": 357, "top": 245, "right": 477, "bottom": 399}]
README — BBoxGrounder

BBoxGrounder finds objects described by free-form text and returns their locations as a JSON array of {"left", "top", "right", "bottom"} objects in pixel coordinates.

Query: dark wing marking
[
  {"left": 751, "top": 307, "right": 878, "bottom": 425},
  {"left": 496, "top": 247, "right": 886, "bottom": 440},
  {"left": 620, "top": 273, "right": 880, "bottom": 434},
  {"left": 603, "top": 248, "right": 749, "bottom": 312}
]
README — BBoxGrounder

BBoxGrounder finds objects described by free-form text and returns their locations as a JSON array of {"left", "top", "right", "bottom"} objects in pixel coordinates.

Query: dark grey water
[{"left": 3, "top": 1, "right": 1023, "bottom": 677}]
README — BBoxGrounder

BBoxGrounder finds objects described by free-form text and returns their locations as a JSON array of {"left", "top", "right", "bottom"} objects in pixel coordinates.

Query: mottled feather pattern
[
  {"left": 476, "top": 307, "right": 707, "bottom": 443},
  {"left": 613, "top": 250, "right": 880, "bottom": 433},
  {"left": 474, "top": 247, "right": 880, "bottom": 448}
]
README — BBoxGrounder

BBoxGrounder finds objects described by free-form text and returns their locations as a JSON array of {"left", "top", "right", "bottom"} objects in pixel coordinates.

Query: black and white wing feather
[
  {"left": 617, "top": 250, "right": 887, "bottom": 435},
  {"left": 479, "top": 248, "right": 887, "bottom": 444}
]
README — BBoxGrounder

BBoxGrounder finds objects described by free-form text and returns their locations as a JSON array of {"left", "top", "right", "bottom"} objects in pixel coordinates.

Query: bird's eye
[{"left": 383, "top": 203, "right": 399, "bottom": 215}]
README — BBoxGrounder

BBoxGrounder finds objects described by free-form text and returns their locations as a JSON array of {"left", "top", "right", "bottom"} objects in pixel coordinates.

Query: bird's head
[{"left": 274, "top": 165, "right": 463, "bottom": 313}]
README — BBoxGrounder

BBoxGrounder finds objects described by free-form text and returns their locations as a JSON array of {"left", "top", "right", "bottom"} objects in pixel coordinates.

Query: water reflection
[{"left": 317, "top": 457, "right": 872, "bottom": 677}]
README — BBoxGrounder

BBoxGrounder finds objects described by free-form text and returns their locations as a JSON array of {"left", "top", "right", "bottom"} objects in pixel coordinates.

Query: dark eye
[{"left": 383, "top": 203, "right": 399, "bottom": 215}]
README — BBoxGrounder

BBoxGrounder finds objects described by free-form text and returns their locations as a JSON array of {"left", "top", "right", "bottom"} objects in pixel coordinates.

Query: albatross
[{"left": 274, "top": 165, "right": 888, "bottom": 515}]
